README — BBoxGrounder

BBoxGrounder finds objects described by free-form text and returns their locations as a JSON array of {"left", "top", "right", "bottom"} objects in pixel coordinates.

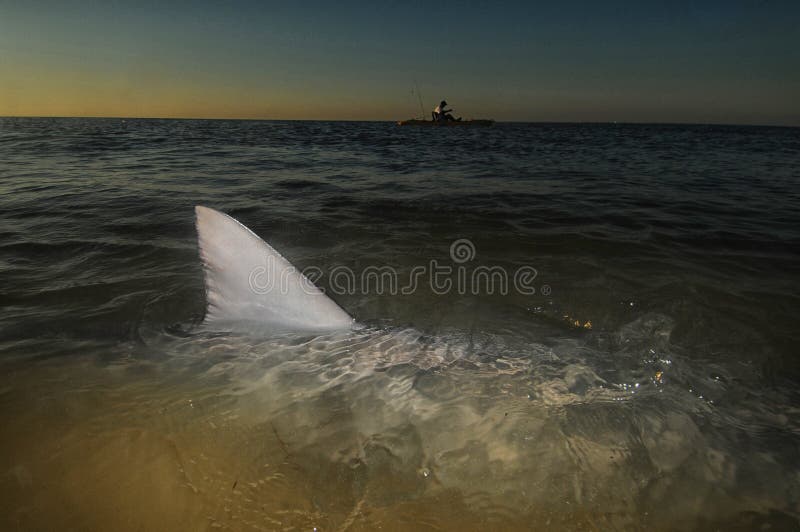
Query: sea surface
[{"left": 1, "top": 117, "right": 799, "bottom": 531}]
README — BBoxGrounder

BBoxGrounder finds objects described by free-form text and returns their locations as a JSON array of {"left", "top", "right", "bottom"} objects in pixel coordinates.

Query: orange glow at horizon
[{"left": 2, "top": 48, "right": 798, "bottom": 125}]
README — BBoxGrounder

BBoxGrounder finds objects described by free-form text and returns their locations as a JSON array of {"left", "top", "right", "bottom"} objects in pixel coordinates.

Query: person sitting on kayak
[{"left": 432, "top": 100, "right": 460, "bottom": 122}]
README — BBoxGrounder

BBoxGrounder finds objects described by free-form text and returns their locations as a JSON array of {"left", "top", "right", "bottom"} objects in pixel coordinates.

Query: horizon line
[{"left": 1, "top": 115, "right": 798, "bottom": 129}]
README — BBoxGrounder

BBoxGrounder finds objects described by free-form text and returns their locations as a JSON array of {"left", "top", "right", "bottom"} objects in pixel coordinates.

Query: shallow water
[{"left": 1, "top": 118, "right": 799, "bottom": 530}]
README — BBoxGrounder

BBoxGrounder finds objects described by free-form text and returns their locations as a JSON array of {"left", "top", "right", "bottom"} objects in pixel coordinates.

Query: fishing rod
[{"left": 413, "top": 79, "right": 426, "bottom": 120}]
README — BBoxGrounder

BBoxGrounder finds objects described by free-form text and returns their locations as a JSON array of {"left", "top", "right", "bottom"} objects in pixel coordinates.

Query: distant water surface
[{"left": 1, "top": 118, "right": 799, "bottom": 530}]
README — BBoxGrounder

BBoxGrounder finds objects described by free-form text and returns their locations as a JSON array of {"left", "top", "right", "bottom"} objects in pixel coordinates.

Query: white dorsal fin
[{"left": 195, "top": 206, "right": 354, "bottom": 331}]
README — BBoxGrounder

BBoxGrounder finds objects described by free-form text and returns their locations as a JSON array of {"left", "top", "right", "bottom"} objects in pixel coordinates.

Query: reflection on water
[{"left": 1, "top": 118, "right": 799, "bottom": 530}]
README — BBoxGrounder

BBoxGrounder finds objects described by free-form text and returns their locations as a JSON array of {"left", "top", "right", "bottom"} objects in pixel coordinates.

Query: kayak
[{"left": 397, "top": 119, "right": 494, "bottom": 127}]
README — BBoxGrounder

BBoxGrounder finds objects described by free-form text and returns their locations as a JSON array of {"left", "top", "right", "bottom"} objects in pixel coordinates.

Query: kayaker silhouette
[{"left": 432, "top": 100, "right": 461, "bottom": 122}]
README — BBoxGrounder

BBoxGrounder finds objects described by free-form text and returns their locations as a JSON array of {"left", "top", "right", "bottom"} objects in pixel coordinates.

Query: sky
[{"left": 1, "top": 1, "right": 798, "bottom": 125}]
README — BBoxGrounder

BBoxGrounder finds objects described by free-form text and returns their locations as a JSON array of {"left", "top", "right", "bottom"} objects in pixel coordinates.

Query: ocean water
[{"left": 1, "top": 117, "right": 799, "bottom": 531}]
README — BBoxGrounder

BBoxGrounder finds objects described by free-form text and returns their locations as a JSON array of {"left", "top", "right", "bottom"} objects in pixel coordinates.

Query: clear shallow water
[{"left": 1, "top": 117, "right": 799, "bottom": 530}]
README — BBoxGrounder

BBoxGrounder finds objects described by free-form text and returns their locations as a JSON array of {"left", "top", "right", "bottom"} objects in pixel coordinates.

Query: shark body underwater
[{"left": 184, "top": 206, "right": 751, "bottom": 528}]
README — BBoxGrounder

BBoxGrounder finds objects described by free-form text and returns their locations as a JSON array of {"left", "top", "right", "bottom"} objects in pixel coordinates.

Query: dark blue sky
[{"left": 1, "top": 0, "right": 798, "bottom": 124}]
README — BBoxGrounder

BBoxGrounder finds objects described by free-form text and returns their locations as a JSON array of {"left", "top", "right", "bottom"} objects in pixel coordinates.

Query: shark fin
[{"left": 195, "top": 206, "right": 354, "bottom": 331}]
